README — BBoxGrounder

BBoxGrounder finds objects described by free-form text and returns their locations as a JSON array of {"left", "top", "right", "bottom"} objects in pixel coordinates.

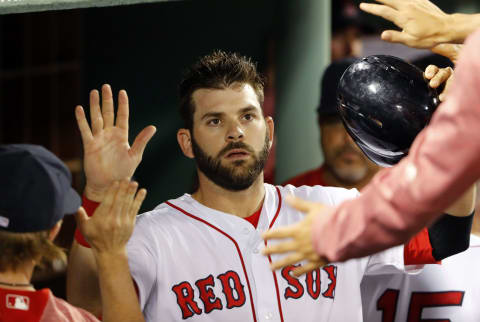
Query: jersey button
[
  {"left": 242, "top": 227, "right": 250, "bottom": 234},
  {"left": 265, "top": 312, "right": 273, "bottom": 320},
  {"left": 253, "top": 248, "right": 259, "bottom": 254}
]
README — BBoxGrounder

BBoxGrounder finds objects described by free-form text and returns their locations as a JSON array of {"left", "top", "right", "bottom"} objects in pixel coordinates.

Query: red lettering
[
  {"left": 195, "top": 274, "right": 223, "bottom": 314},
  {"left": 407, "top": 291, "right": 464, "bottom": 322},
  {"left": 377, "top": 289, "right": 400, "bottom": 322},
  {"left": 281, "top": 265, "right": 304, "bottom": 299},
  {"left": 322, "top": 265, "right": 337, "bottom": 299},
  {"left": 306, "top": 268, "right": 321, "bottom": 299},
  {"left": 171, "top": 281, "right": 202, "bottom": 319},
  {"left": 217, "top": 270, "right": 246, "bottom": 309}
]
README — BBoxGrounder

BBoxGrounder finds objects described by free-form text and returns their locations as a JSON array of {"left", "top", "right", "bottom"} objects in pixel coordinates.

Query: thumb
[
  {"left": 75, "top": 206, "right": 89, "bottom": 230},
  {"left": 130, "top": 125, "right": 157, "bottom": 159}
]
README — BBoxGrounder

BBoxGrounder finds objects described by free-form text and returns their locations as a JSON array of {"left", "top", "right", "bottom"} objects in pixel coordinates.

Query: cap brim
[{"left": 62, "top": 187, "right": 82, "bottom": 216}]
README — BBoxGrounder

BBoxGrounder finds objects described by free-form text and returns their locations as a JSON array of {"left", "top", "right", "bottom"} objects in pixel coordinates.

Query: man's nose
[{"left": 226, "top": 122, "right": 245, "bottom": 141}]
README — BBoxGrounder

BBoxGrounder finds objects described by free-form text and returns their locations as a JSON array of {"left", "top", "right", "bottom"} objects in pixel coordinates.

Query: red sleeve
[
  {"left": 74, "top": 195, "right": 100, "bottom": 248},
  {"left": 404, "top": 228, "right": 440, "bottom": 265}
]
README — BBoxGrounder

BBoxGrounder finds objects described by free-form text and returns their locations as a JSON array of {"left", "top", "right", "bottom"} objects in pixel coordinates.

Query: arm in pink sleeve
[{"left": 313, "top": 28, "right": 480, "bottom": 262}]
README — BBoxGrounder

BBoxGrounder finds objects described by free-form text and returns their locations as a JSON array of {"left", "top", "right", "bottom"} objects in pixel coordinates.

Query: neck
[
  {"left": 0, "top": 262, "right": 35, "bottom": 291},
  {"left": 192, "top": 172, "right": 265, "bottom": 218},
  {"left": 323, "top": 165, "right": 377, "bottom": 190}
]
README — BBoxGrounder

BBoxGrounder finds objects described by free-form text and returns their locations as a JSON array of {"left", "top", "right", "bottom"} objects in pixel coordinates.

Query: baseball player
[
  {"left": 67, "top": 51, "right": 472, "bottom": 322},
  {"left": 0, "top": 145, "right": 146, "bottom": 322},
  {"left": 362, "top": 187, "right": 480, "bottom": 322},
  {"left": 361, "top": 234, "right": 480, "bottom": 321}
]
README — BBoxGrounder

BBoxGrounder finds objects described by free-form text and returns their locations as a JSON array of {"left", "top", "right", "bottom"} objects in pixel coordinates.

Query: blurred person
[
  {"left": 331, "top": 0, "right": 376, "bottom": 61},
  {"left": 66, "top": 51, "right": 472, "bottom": 322},
  {"left": 0, "top": 144, "right": 146, "bottom": 322},
  {"left": 262, "top": 2, "right": 480, "bottom": 269},
  {"left": 284, "top": 58, "right": 380, "bottom": 190}
]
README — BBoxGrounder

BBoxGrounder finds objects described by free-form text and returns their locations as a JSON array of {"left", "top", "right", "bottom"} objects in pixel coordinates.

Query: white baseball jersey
[
  {"left": 361, "top": 234, "right": 480, "bottom": 322},
  {"left": 127, "top": 184, "right": 424, "bottom": 322}
]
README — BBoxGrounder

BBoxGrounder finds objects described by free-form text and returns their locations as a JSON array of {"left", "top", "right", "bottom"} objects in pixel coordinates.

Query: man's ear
[
  {"left": 177, "top": 128, "right": 195, "bottom": 159},
  {"left": 48, "top": 221, "right": 63, "bottom": 242},
  {"left": 265, "top": 116, "right": 275, "bottom": 149}
]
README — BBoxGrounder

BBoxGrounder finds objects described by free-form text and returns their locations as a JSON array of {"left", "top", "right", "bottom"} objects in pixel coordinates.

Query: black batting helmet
[{"left": 337, "top": 55, "right": 440, "bottom": 167}]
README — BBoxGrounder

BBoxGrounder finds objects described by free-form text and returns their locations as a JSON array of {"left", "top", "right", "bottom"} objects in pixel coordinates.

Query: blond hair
[{"left": 0, "top": 230, "right": 66, "bottom": 272}]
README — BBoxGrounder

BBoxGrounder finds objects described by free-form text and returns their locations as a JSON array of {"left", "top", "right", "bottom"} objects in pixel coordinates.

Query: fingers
[
  {"left": 129, "top": 188, "right": 147, "bottom": 219},
  {"left": 130, "top": 125, "right": 157, "bottom": 159},
  {"left": 75, "top": 206, "right": 89, "bottom": 230},
  {"left": 89, "top": 89, "right": 103, "bottom": 135},
  {"left": 424, "top": 65, "right": 452, "bottom": 88},
  {"left": 424, "top": 65, "right": 439, "bottom": 79},
  {"left": 439, "top": 72, "right": 454, "bottom": 102},
  {"left": 430, "top": 67, "right": 453, "bottom": 88},
  {"left": 111, "top": 180, "right": 130, "bottom": 218},
  {"left": 101, "top": 84, "right": 115, "bottom": 128},
  {"left": 286, "top": 195, "right": 322, "bottom": 214},
  {"left": 75, "top": 105, "right": 94, "bottom": 144},
  {"left": 262, "top": 241, "right": 298, "bottom": 256},
  {"left": 116, "top": 89, "right": 129, "bottom": 131},
  {"left": 360, "top": 3, "right": 399, "bottom": 25},
  {"left": 96, "top": 181, "right": 120, "bottom": 215},
  {"left": 121, "top": 181, "right": 138, "bottom": 218},
  {"left": 270, "top": 253, "right": 304, "bottom": 271},
  {"left": 263, "top": 226, "right": 297, "bottom": 240},
  {"left": 292, "top": 262, "right": 322, "bottom": 277}
]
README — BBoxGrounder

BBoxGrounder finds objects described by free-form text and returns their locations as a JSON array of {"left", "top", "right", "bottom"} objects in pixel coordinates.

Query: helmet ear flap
[{"left": 337, "top": 55, "right": 440, "bottom": 167}]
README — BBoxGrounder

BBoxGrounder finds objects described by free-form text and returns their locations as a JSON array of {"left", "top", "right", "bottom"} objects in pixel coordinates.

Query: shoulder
[
  {"left": 282, "top": 166, "right": 324, "bottom": 186},
  {"left": 274, "top": 183, "right": 359, "bottom": 206}
]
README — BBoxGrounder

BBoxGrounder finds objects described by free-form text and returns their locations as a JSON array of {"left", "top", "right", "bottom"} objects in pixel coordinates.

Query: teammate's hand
[
  {"left": 424, "top": 65, "right": 454, "bottom": 102},
  {"left": 359, "top": 0, "right": 453, "bottom": 49},
  {"left": 431, "top": 43, "right": 463, "bottom": 64},
  {"left": 75, "top": 84, "right": 156, "bottom": 202},
  {"left": 75, "top": 180, "right": 147, "bottom": 254},
  {"left": 262, "top": 196, "right": 329, "bottom": 277}
]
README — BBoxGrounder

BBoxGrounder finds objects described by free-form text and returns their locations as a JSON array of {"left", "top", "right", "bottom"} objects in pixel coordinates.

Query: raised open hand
[
  {"left": 75, "top": 84, "right": 156, "bottom": 201},
  {"left": 360, "top": 0, "right": 452, "bottom": 48}
]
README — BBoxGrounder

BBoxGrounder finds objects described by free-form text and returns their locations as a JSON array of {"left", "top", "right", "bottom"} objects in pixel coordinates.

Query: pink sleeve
[{"left": 313, "top": 28, "right": 480, "bottom": 262}]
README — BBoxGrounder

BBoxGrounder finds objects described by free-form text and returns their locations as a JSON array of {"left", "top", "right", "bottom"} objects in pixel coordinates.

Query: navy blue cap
[
  {"left": 0, "top": 144, "right": 81, "bottom": 233},
  {"left": 317, "top": 58, "right": 357, "bottom": 117}
]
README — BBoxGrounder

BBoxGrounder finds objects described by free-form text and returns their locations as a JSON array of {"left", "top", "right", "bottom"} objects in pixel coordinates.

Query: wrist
[
  {"left": 94, "top": 248, "right": 129, "bottom": 265},
  {"left": 84, "top": 184, "right": 109, "bottom": 202}
]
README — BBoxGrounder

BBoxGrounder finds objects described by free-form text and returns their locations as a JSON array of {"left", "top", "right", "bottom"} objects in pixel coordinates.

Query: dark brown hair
[{"left": 179, "top": 50, "right": 265, "bottom": 130}]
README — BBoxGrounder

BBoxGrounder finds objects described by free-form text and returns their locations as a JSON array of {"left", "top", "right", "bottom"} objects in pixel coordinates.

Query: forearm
[
  {"left": 312, "top": 30, "right": 480, "bottom": 262},
  {"left": 447, "top": 14, "right": 480, "bottom": 43},
  {"left": 67, "top": 240, "right": 102, "bottom": 316},
  {"left": 95, "top": 251, "right": 144, "bottom": 322},
  {"left": 444, "top": 184, "right": 476, "bottom": 217}
]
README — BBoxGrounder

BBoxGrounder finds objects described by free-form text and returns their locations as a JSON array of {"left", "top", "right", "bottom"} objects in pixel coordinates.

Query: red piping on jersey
[
  {"left": 263, "top": 186, "right": 285, "bottom": 322},
  {"left": 166, "top": 201, "right": 258, "bottom": 322}
]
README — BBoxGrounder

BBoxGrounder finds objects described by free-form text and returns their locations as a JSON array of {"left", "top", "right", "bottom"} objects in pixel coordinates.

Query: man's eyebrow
[
  {"left": 200, "top": 112, "right": 224, "bottom": 121},
  {"left": 239, "top": 106, "right": 259, "bottom": 114},
  {"left": 200, "top": 106, "right": 260, "bottom": 121}
]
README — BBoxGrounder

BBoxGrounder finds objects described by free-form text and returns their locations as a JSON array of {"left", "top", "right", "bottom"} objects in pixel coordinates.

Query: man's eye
[
  {"left": 244, "top": 114, "right": 254, "bottom": 121},
  {"left": 208, "top": 119, "right": 221, "bottom": 125}
]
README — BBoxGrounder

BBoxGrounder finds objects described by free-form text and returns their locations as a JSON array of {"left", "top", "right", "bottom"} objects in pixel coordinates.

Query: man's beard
[{"left": 191, "top": 132, "right": 270, "bottom": 191}]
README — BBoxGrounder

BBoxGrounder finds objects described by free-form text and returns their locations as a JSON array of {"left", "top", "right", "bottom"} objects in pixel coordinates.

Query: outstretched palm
[{"left": 75, "top": 84, "right": 156, "bottom": 201}]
